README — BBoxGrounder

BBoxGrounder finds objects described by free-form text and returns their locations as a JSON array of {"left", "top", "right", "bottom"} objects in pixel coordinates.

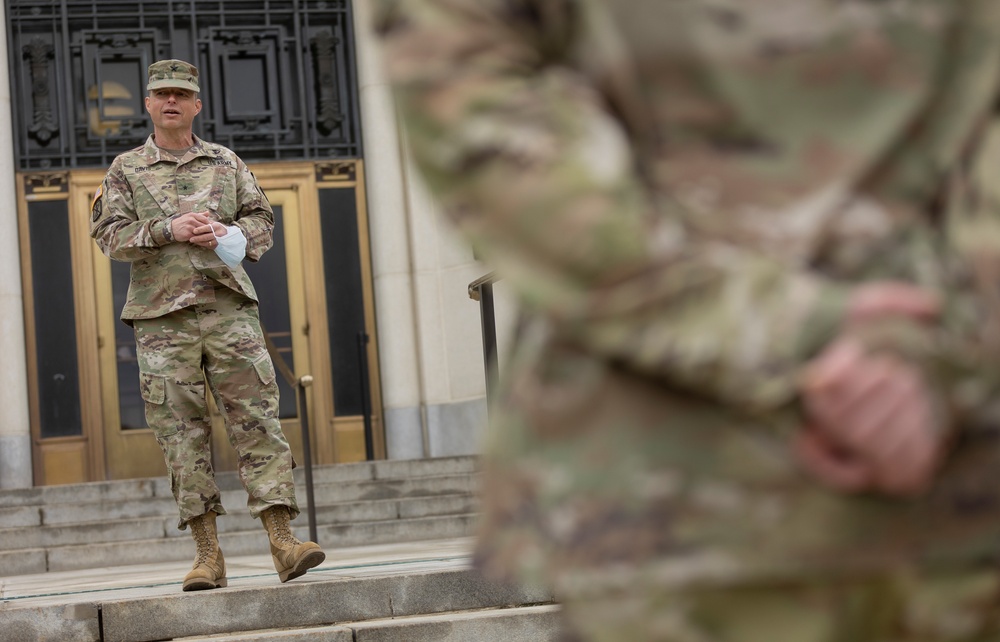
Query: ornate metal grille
[{"left": 7, "top": 0, "right": 362, "bottom": 170}]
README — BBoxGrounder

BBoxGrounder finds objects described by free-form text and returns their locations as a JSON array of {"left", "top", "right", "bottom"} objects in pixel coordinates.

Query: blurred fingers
[
  {"left": 848, "top": 282, "right": 941, "bottom": 324},
  {"left": 793, "top": 429, "right": 873, "bottom": 493}
]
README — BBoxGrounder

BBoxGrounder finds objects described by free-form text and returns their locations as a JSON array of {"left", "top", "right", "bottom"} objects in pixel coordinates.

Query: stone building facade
[{"left": 0, "top": 1, "right": 512, "bottom": 488}]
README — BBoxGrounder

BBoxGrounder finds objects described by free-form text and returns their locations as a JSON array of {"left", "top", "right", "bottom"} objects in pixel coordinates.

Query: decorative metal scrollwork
[
  {"left": 310, "top": 30, "right": 344, "bottom": 136},
  {"left": 240, "top": 118, "right": 261, "bottom": 132},
  {"left": 23, "top": 37, "right": 58, "bottom": 145},
  {"left": 94, "top": 33, "right": 141, "bottom": 48},
  {"left": 218, "top": 30, "right": 261, "bottom": 51},
  {"left": 9, "top": 0, "right": 361, "bottom": 169}
]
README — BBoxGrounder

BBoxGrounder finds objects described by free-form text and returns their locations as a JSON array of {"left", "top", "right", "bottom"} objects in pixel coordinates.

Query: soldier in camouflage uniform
[
  {"left": 375, "top": 1, "right": 1000, "bottom": 639},
  {"left": 90, "top": 60, "right": 325, "bottom": 591}
]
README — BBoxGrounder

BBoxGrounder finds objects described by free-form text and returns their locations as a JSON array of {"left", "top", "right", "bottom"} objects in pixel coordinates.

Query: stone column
[
  {"left": 351, "top": 4, "right": 516, "bottom": 459},
  {"left": 0, "top": 2, "right": 34, "bottom": 488},
  {"left": 352, "top": 2, "right": 427, "bottom": 459}
]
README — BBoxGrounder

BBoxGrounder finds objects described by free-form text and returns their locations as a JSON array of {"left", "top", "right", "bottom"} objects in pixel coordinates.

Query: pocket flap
[
  {"left": 252, "top": 352, "right": 277, "bottom": 387},
  {"left": 139, "top": 372, "right": 166, "bottom": 405}
]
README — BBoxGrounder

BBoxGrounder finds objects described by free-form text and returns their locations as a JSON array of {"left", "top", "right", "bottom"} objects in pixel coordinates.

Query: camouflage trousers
[
  {"left": 555, "top": 564, "right": 1000, "bottom": 642},
  {"left": 133, "top": 287, "right": 299, "bottom": 530}
]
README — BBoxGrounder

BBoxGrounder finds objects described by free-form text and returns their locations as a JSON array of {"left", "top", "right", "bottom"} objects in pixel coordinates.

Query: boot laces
[
  {"left": 191, "top": 517, "right": 216, "bottom": 566},
  {"left": 267, "top": 507, "right": 301, "bottom": 547}
]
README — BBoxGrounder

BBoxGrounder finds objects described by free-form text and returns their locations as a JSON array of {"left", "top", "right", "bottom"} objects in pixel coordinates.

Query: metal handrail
[
  {"left": 261, "top": 326, "right": 319, "bottom": 544},
  {"left": 357, "top": 332, "right": 375, "bottom": 461},
  {"left": 468, "top": 272, "right": 501, "bottom": 413}
]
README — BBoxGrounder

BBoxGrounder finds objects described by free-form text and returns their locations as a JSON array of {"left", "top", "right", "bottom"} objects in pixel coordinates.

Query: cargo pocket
[
  {"left": 139, "top": 372, "right": 166, "bottom": 405},
  {"left": 139, "top": 372, "right": 179, "bottom": 443},
  {"left": 252, "top": 351, "right": 277, "bottom": 387}
]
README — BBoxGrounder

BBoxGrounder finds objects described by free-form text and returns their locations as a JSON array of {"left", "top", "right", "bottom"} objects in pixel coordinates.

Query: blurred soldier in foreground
[
  {"left": 375, "top": 1, "right": 1000, "bottom": 640},
  {"left": 91, "top": 60, "right": 325, "bottom": 591}
]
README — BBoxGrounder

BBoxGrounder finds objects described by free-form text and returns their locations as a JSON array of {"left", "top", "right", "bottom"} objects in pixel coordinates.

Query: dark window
[
  {"left": 319, "top": 187, "right": 366, "bottom": 417},
  {"left": 28, "top": 199, "right": 83, "bottom": 438},
  {"left": 243, "top": 205, "right": 298, "bottom": 420},
  {"left": 110, "top": 260, "right": 145, "bottom": 430}
]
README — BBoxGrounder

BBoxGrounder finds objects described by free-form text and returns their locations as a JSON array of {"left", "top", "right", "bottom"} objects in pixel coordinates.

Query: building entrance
[
  {"left": 9, "top": 0, "right": 374, "bottom": 485},
  {"left": 19, "top": 161, "right": 382, "bottom": 484}
]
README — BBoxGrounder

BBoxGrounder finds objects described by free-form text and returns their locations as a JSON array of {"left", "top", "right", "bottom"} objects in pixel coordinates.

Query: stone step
[
  {"left": 191, "top": 493, "right": 479, "bottom": 538},
  {"left": 0, "top": 540, "right": 555, "bottom": 642},
  {"left": 0, "top": 456, "right": 479, "bottom": 509},
  {"left": 0, "top": 493, "right": 478, "bottom": 552},
  {"left": 0, "top": 515, "right": 166, "bottom": 552},
  {"left": 173, "top": 605, "right": 563, "bottom": 641},
  {"left": 218, "top": 471, "right": 479, "bottom": 507},
  {"left": 19, "top": 471, "right": 478, "bottom": 528},
  {"left": 0, "top": 513, "right": 480, "bottom": 575},
  {"left": 0, "top": 457, "right": 482, "bottom": 577}
]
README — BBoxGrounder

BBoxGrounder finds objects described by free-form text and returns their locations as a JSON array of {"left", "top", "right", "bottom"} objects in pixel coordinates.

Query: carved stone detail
[
  {"left": 315, "top": 161, "right": 356, "bottom": 183},
  {"left": 23, "top": 172, "right": 69, "bottom": 194}
]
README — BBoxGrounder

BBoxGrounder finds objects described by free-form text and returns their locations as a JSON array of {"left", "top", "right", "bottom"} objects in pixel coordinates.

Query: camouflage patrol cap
[{"left": 146, "top": 59, "right": 200, "bottom": 93}]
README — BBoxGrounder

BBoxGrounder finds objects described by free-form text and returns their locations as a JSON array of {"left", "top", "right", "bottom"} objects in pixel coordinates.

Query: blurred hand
[
  {"left": 797, "top": 338, "right": 943, "bottom": 496},
  {"left": 795, "top": 282, "right": 945, "bottom": 496},
  {"left": 847, "top": 281, "right": 940, "bottom": 325}
]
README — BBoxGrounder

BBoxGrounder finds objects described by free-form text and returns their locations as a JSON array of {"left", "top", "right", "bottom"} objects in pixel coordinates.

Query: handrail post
[
  {"left": 478, "top": 282, "right": 499, "bottom": 412},
  {"left": 296, "top": 375, "right": 319, "bottom": 544},
  {"left": 357, "top": 331, "right": 375, "bottom": 461},
  {"left": 469, "top": 272, "right": 500, "bottom": 414},
  {"left": 260, "top": 322, "right": 318, "bottom": 544}
]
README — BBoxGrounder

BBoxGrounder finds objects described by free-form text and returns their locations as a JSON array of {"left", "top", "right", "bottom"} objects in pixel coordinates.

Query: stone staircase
[
  {"left": 1, "top": 538, "right": 562, "bottom": 641},
  {"left": 0, "top": 456, "right": 567, "bottom": 640},
  {"left": 0, "top": 456, "right": 480, "bottom": 577}
]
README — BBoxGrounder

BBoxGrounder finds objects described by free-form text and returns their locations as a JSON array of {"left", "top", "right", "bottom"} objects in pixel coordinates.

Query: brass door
[
  {"left": 75, "top": 170, "right": 166, "bottom": 480},
  {"left": 21, "top": 172, "right": 108, "bottom": 485},
  {"left": 82, "top": 179, "right": 320, "bottom": 478},
  {"left": 254, "top": 161, "right": 385, "bottom": 465},
  {"left": 206, "top": 187, "right": 313, "bottom": 472}
]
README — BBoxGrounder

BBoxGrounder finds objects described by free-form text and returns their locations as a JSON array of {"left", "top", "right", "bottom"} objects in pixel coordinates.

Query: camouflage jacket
[
  {"left": 376, "top": 0, "right": 1000, "bottom": 588},
  {"left": 91, "top": 134, "right": 273, "bottom": 322}
]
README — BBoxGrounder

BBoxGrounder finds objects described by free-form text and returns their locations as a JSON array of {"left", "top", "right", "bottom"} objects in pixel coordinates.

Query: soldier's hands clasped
[
  {"left": 170, "top": 211, "right": 227, "bottom": 248},
  {"left": 795, "top": 281, "right": 947, "bottom": 497}
]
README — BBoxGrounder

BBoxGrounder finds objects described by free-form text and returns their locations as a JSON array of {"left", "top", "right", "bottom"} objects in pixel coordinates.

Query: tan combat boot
[
  {"left": 182, "top": 511, "right": 227, "bottom": 591},
  {"left": 260, "top": 505, "right": 326, "bottom": 582}
]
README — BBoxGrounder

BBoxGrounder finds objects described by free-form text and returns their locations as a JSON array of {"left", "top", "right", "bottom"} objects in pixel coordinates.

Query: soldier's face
[{"left": 145, "top": 88, "right": 202, "bottom": 132}]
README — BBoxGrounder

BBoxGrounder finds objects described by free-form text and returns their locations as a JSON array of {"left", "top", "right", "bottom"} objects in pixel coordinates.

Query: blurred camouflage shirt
[
  {"left": 376, "top": 0, "right": 1000, "bottom": 588},
  {"left": 91, "top": 134, "right": 273, "bottom": 323}
]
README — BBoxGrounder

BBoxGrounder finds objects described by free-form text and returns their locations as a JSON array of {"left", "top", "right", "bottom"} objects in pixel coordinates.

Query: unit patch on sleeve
[{"left": 91, "top": 184, "right": 104, "bottom": 221}]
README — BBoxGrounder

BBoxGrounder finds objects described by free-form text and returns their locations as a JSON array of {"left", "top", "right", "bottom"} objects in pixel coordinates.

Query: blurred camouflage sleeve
[
  {"left": 943, "top": 119, "right": 1000, "bottom": 360},
  {"left": 231, "top": 159, "right": 274, "bottom": 262},
  {"left": 90, "top": 160, "right": 171, "bottom": 262},
  {"left": 374, "top": 0, "right": 852, "bottom": 413}
]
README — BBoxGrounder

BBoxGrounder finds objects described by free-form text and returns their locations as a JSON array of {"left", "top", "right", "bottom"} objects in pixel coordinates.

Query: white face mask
[{"left": 212, "top": 225, "right": 247, "bottom": 268}]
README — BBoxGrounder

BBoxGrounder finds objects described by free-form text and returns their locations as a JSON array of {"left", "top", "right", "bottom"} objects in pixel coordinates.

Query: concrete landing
[
  {"left": 1, "top": 538, "right": 473, "bottom": 608},
  {"left": 0, "top": 538, "right": 561, "bottom": 641}
]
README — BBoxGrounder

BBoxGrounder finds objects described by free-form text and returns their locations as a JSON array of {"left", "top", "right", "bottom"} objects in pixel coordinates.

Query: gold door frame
[
  {"left": 320, "top": 160, "right": 386, "bottom": 461},
  {"left": 18, "top": 172, "right": 107, "bottom": 485},
  {"left": 253, "top": 160, "right": 385, "bottom": 464}
]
